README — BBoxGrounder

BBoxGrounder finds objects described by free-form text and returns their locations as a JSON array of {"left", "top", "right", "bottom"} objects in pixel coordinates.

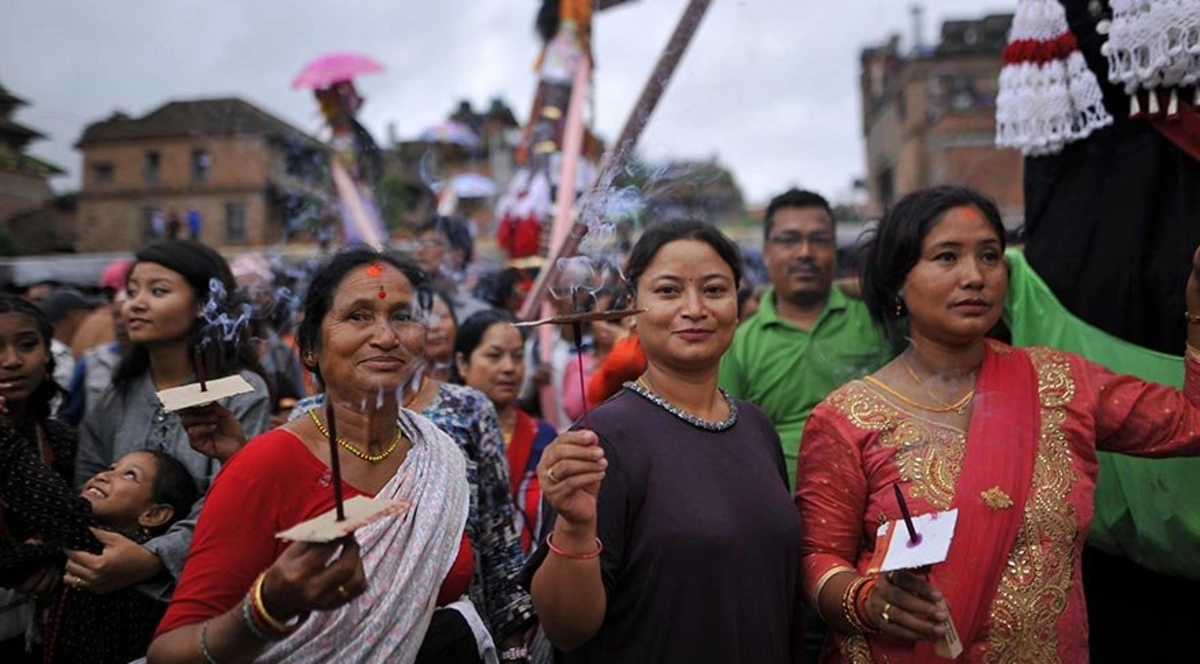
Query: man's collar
[{"left": 758, "top": 285, "right": 845, "bottom": 327}]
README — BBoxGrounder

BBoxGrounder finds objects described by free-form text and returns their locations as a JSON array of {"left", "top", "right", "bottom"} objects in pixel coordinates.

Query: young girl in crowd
[
  {"left": 74, "top": 240, "right": 270, "bottom": 600},
  {"left": 454, "top": 310, "right": 557, "bottom": 553},
  {"left": 0, "top": 444, "right": 198, "bottom": 663},
  {"left": 0, "top": 295, "right": 77, "bottom": 662}
]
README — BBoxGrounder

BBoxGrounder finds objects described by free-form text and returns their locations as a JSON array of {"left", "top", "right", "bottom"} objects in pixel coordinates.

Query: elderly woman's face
[
  {"left": 633, "top": 239, "right": 738, "bottom": 372},
  {"left": 901, "top": 205, "right": 1007, "bottom": 347},
  {"left": 317, "top": 263, "right": 426, "bottom": 397}
]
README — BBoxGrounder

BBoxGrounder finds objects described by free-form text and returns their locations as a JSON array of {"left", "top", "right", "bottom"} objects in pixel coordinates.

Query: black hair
[
  {"left": 416, "top": 216, "right": 474, "bottom": 266},
  {"left": 0, "top": 294, "right": 63, "bottom": 422},
  {"left": 145, "top": 451, "right": 200, "bottom": 536},
  {"left": 429, "top": 286, "right": 459, "bottom": 331},
  {"left": 763, "top": 188, "right": 834, "bottom": 241},
  {"left": 625, "top": 220, "right": 743, "bottom": 294},
  {"left": 450, "top": 309, "right": 524, "bottom": 384},
  {"left": 295, "top": 247, "right": 429, "bottom": 384},
  {"left": 113, "top": 240, "right": 266, "bottom": 392},
  {"left": 860, "top": 185, "right": 1007, "bottom": 341}
]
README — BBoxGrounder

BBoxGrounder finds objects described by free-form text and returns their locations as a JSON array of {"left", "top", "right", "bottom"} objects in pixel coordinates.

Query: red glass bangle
[{"left": 546, "top": 532, "right": 603, "bottom": 560}]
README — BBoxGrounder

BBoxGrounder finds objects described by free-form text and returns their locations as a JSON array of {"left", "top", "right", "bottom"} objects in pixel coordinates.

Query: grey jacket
[{"left": 76, "top": 369, "right": 270, "bottom": 599}]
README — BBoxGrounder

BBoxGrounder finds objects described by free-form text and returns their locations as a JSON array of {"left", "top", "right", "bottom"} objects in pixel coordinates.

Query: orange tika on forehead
[{"left": 364, "top": 262, "right": 387, "bottom": 298}]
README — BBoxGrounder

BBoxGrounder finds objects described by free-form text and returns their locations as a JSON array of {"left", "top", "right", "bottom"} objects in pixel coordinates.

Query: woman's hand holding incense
[
  {"left": 865, "top": 570, "right": 950, "bottom": 641},
  {"left": 538, "top": 430, "right": 607, "bottom": 530},
  {"left": 179, "top": 402, "right": 246, "bottom": 462},
  {"left": 262, "top": 536, "right": 366, "bottom": 622}
]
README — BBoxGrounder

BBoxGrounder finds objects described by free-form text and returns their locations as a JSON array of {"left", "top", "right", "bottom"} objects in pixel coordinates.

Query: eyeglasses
[{"left": 766, "top": 232, "right": 835, "bottom": 249}]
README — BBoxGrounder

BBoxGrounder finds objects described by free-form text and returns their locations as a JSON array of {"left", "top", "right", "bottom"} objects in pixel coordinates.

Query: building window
[
  {"left": 225, "top": 203, "right": 247, "bottom": 243},
  {"left": 191, "top": 149, "right": 211, "bottom": 183},
  {"left": 143, "top": 151, "right": 161, "bottom": 185},
  {"left": 92, "top": 162, "right": 114, "bottom": 184}
]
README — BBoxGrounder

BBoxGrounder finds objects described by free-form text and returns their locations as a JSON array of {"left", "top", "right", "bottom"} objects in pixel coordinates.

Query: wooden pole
[{"left": 520, "top": 0, "right": 714, "bottom": 320}]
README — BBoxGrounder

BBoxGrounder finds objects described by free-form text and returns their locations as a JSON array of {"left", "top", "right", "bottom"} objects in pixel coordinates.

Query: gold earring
[{"left": 894, "top": 298, "right": 904, "bottom": 318}]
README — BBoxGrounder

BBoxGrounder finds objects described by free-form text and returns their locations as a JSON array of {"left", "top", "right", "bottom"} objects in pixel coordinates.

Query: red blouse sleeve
[
  {"left": 1082, "top": 352, "right": 1200, "bottom": 457},
  {"left": 156, "top": 430, "right": 364, "bottom": 636},
  {"left": 795, "top": 401, "right": 869, "bottom": 605}
]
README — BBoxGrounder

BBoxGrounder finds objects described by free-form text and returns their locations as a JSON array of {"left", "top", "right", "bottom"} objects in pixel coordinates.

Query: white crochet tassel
[
  {"left": 1194, "top": 87, "right": 1200, "bottom": 108},
  {"left": 1168, "top": 89, "right": 1179, "bottom": 117},
  {"left": 1130, "top": 93, "right": 1141, "bottom": 117},
  {"left": 1148, "top": 90, "right": 1160, "bottom": 115}
]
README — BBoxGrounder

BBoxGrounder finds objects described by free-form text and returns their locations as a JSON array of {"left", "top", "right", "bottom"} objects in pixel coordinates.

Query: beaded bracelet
[
  {"left": 200, "top": 620, "right": 218, "bottom": 664},
  {"left": 546, "top": 532, "right": 603, "bottom": 560},
  {"left": 250, "top": 572, "right": 302, "bottom": 636},
  {"left": 241, "top": 594, "right": 280, "bottom": 642},
  {"left": 840, "top": 576, "right": 874, "bottom": 633}
]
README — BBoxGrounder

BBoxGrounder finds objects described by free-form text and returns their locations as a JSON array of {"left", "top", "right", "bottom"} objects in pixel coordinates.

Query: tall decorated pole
[{"left": 519, "top": 0, "right": 715, "bottom": 321}]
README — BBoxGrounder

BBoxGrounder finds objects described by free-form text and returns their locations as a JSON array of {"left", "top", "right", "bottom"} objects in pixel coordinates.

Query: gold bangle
[
  {"left": 252, "top": 572, "right": 299, "bottom": 635},
  {"left": 841, "top": 575, "right": 873, "bottom": 633},
  {"left": 812, "top": 566, "right": 856, "bottom": 617}
]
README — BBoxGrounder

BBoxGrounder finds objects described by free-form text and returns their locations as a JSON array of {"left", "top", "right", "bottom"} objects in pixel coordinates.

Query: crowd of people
[{"left": 0, "top": 185, "right": 1198, "bottom": 663}]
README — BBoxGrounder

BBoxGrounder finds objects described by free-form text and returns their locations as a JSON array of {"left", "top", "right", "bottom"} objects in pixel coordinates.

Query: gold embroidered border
[
  {"left": 827, "top": 382, "right": 966, "bottom": 509},
  {"left": 984, "top": 347, "right": 1078, "bottom": 662},
  {"left": 840, "top": 633, "right": 874, "bottom": 664}
]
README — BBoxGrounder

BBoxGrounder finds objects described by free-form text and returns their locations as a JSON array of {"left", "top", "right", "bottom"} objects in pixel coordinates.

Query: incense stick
[
  {"left": 193, "top": 347, "right": 207, "bottom": 392},
  {"left": 572, "top": 322, "right": 592, "bottom": 430},
  {"left": 326, "top": 403, "right": 346, "bottom": 521},
  {"left": 893, "top": 482, "right": 921, "bottom": 545}
]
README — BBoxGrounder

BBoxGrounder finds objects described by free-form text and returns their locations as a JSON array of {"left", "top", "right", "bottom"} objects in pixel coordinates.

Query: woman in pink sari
[{"left": 796, "top": 186, "right": 1200, "bottom": 662}]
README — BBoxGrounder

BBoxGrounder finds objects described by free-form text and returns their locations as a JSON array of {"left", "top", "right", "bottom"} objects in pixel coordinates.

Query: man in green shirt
[{"left": 720, "top": 189, "right": 890, "bottom": 490}]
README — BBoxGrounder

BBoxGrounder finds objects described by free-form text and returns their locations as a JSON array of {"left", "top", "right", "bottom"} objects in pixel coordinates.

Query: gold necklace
[
  {"left": 900, "top": 353, "right": 977, "bottom": 412},
  {"left": 864, "top": 375, "right": 975, "bottom": 414},
  {"left": 308, "top": 409, "right": 402, "bottom": 463}
]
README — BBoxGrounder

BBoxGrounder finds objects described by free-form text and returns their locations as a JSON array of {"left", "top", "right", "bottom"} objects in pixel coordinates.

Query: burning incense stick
[
  {"left": 893, "top": 482, "right": 920, "bottom": 545},
  {"left": 193, "top": 348, "right": 208, "bottom": 392},
  {"left": 326, "top": 403, "right": 346, "bottom": 521}
]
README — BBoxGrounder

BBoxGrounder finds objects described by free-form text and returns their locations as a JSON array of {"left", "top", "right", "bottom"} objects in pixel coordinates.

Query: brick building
[
  {"left": 75, "top": 98, "right": 326, "bottom": 251},
  {"left": 0, "top": 80, "right": 69, "bottom": 253},
  {"left": 860, "top": 14, "right": 1023, "bottom": 226}
]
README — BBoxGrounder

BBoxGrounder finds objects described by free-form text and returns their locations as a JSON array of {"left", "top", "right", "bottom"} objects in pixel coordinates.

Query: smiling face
[
  {"left": 901, "top": 205, "right": 1008, "bottom": 348},
  {"left": 81, "top": 451, "right": 162, "bottom": 532},
  {"left": 316, "top": 263, "right": 426, "bottom": 399},
  {"left": 0, "top": 312, "right": 49, "bottom": 409},
  {"left": 123, "top": 262, "right": 198, "bottom": 346},
  {"left": 458, "top": 322, "right": 525, "bottom": 410},
  {"left": 633, "top": 239, "right": 739, "bottom": 372}
]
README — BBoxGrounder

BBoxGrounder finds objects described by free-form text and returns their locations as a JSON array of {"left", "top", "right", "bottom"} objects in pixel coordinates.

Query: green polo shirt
[{"left": 719, "top": 287, "right": 891, "bottom": 489}]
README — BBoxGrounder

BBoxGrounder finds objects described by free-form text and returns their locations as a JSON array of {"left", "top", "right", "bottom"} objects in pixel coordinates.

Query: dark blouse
[{"left": 528, "top": 388, "right": 802, "bottom": 664}]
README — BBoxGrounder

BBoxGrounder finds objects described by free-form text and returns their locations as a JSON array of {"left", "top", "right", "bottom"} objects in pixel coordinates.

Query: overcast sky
[{"left": 2, "top": 0, "right": 1011, "bottom": 206}]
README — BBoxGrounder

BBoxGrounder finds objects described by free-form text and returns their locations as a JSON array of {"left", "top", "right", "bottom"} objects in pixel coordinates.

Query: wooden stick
[
  {"left": 519, "top": 0, "right": 715, "bottom": 320},
  {"left": 327, "top": 403, "right": 346, "bottom": 521},
  {"left": 193, "top": 347, "right": 208, "bottom": 392}
]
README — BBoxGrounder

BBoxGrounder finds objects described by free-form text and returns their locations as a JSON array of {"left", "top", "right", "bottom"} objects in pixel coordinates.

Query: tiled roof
[{"left": 77, "top": 97, "right": 320, "bottom": 148}]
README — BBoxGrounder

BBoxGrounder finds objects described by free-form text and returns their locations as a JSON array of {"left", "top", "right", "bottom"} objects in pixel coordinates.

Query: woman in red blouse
[
  {"left": 797, "top": 186, "right": 1200, "bottom": 662},
  {"left": 149, "top": 249, "right": 473, "bottom": 663}
]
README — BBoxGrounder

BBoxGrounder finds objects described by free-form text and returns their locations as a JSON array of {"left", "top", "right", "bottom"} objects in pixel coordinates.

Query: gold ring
[
  {"left": 72, "top": 576, "right": 84, "bottom": 590},
  {"left": 548, "top": 466, "right": 558, "bottom": 483},
  {"left": 881, "top": 602, "right": 892, "bottom": 623},
  {"left": 337, "top": 585, "right": 349, "bottom": 601}
]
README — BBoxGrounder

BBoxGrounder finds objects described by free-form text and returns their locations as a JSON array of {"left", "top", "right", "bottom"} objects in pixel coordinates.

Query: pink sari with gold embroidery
[{"left": 797, "top": 342, "right": 1200, "bottom": 663}]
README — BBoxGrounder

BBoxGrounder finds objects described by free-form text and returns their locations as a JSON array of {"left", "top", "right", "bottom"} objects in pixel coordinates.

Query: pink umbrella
[{"left": 292, "top": 52, "right": 385, "bottom": 90}]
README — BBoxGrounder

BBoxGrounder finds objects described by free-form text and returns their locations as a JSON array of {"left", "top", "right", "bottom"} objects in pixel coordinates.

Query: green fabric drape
[{"left": 1004, "top": 249, "right": 1200, "bottom": 578}]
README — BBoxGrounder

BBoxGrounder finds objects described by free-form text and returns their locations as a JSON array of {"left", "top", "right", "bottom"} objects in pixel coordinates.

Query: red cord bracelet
[{"left": 546, "top": 532, "right": 603, "bottom": 560}]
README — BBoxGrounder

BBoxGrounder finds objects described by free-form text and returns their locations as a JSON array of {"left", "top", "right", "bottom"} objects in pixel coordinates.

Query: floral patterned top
[{"left": 292, "top": 383, "right": 535, "bottom": 639}]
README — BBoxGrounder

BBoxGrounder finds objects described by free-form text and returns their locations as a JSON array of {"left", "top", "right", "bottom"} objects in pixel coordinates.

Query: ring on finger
[
  {"left": 72, "top": 576, "right": 85, "bottom": 590},
  {"left": 337, "top": 585, "right": 350, "bottom": 601},
  {"left": 548, "top": 466, "right": 558, "bottom": 483},
  {"left": 881, "top": 601, "right": 892, "bottom": 623}
]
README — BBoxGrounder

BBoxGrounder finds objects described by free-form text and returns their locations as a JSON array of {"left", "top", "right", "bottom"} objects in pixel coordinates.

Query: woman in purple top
[{"left": 527, "top": 220, "right": 802, "bottom": 663}]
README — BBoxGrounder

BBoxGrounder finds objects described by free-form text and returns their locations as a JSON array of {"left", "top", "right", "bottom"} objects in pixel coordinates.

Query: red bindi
[{"left": 365, "top": 263, "right": 384, "bottom": 277}]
